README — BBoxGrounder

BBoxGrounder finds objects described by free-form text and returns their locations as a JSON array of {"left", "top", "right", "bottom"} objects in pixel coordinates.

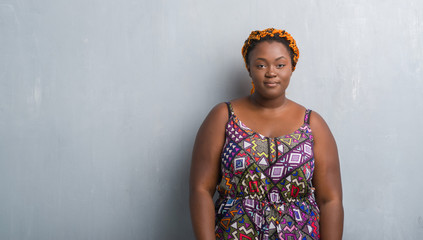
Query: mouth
[{"left": 264, "top": 81, "right": 279, "bottom": 87}]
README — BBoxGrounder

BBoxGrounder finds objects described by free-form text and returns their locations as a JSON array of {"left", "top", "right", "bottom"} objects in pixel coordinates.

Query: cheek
[
  {"left": 250, "top": 68, "right": 265, "bottom": 77},
  {"left": 279, "top": 70, "right": 293, "bottom": 79},
  {"left": 249, "top": 71, "right": 259, "bottom": 80}
]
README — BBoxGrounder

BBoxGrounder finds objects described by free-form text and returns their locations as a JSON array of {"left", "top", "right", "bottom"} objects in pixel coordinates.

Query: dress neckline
[
  {"left": 232, "top": 113, "right": 307, "bottom": 139},
  {"left": 226, "top": 102, "right": 311, "bottom": 139}
]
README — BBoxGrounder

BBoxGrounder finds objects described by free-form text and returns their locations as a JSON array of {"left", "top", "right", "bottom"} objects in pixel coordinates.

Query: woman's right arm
[{"left": 189, "top": 103, "right": 228, "bottom": 240}]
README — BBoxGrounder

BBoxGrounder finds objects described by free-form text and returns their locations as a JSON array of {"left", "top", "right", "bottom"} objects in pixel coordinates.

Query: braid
[{"left": 242, "top": 28, "right": 300, "bottom": 94}]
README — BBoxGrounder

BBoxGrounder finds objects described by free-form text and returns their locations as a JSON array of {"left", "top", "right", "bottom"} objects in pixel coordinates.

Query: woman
[{"left": 190, "top": 28, "right": 343, "bottom": 240}]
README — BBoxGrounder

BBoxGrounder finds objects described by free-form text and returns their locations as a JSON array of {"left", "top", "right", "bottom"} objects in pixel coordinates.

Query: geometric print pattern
[{"left": 215, "top": 103, "right": 320, "bottom": 240}]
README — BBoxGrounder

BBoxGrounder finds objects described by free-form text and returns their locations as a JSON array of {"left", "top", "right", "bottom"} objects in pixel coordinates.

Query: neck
[{"left": 249, "top": 93, "right": 289, "bottom": 109}]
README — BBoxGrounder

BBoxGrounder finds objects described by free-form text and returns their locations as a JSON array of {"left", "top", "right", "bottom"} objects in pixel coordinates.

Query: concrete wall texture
[{"left": 1, "top": 0, "right": 422, "bottom": 239}]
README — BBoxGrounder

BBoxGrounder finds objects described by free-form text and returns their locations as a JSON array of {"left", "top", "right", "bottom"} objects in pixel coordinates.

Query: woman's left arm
[{"left": 310, "top": 111, "right": 344, "bottom": 240}]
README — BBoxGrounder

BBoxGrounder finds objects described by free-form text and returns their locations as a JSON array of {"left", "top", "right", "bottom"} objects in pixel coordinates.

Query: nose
[{"left": 265, "top": 65, "right": 276, "bottom": 78}]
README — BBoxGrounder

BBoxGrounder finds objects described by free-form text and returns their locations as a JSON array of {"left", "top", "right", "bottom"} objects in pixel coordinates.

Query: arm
[
  {"left": 310, "top": 112, "right": 344, "bottom": 240},
  {"left": 189, "top": 103, "right": 228, "bottom": 240}
]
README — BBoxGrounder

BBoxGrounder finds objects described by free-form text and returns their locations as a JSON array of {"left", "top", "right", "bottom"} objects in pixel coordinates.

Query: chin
[{"left": 256, "top": 90, "right": 285, "bottom": 99}]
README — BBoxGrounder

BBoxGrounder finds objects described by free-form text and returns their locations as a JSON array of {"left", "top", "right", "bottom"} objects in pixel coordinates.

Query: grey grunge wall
[{"left": 1, "top": 0, "right": 422, "bottom": 239}]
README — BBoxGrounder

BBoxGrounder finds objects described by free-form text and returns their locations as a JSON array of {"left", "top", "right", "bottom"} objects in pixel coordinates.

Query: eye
[
  {"left": 276, "top": 64, "right": 285, "bottom": 68},
  {"left": 256, "top": 64, "right": 266, "bottom": 68}
]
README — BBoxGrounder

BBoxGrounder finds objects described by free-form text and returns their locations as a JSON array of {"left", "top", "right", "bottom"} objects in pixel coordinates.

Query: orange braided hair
[{"left": 242, "top": 28, "right": 300, "bottom": 94}]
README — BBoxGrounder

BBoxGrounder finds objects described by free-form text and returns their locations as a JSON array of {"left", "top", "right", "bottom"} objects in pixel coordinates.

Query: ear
[{"left": 247, "top": 65, "right": 251, "bottom": 77}]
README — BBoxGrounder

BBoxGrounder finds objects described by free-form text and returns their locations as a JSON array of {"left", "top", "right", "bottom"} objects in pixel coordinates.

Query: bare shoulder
[
  {"left": 308, "top": 110, "right": 335, "bottom": 143},
  {"left": 197, "top": 102, "right": 230, "bottom": 137},
  {"left": 283, "top": 99, "right": 308, "bottom": 123},
  {"left": 192, "top": 102, "right": 229, "bottom": 166},
  {"left": 204, "top": 102, "right": 229, "bottom": 124},
  {"left": 309, "top": 110, "right": 327, "bottom": 127}
]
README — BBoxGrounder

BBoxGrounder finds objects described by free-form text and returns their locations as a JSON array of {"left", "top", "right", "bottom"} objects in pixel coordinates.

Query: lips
[{"left": 264, "top": 81, "right": 279, "bottom": 87}]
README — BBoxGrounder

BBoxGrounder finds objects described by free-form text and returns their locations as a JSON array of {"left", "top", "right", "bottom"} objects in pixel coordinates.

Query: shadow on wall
[{"left": 225, "top": 68, "right": 251, "bottom": 100}]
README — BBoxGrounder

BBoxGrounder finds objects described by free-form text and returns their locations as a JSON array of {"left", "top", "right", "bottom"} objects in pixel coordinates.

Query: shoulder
[
  {"left": 288, "top": 100, "right": 306, "bottom": 112},
  {"left": 308, "top": 110, "right": 335, "bottom": 144},
  {"left": 285, "top": 99, "right": 307, "bottom": 120},
  {"left": 207, "top": 102, "right": 230, "bottom": 121},
  {"left": 309, "top": 110, "right": 328, "bottom": 129},
  {"left": 199, "top": 102, "right": 230, "bottom": 132},
  {"left": 194, "top": 102, "right": 230, "bottom": 154}
]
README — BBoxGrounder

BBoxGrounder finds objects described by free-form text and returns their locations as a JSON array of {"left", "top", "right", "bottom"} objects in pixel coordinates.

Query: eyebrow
[{"left": 255, "top": 56, "right": 287, "bottom": 61}]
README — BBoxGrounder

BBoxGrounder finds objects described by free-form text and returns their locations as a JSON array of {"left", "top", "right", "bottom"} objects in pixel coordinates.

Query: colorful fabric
[{"left": 215, "top": 102, "right": 320, "bottom": 240}]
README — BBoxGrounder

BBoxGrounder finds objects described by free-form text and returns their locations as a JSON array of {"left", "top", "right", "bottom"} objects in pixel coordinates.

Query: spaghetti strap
[
  {"left": 225, "top": 102, "right": 234, "bottom": 117},
  {"left": 304, "top": 109, "right": 312, "bottom": 124}
]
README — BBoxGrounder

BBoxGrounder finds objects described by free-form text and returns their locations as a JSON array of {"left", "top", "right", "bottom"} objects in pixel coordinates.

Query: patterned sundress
[{"left": 215, "top": 102, "right": 320, "bottom": 240}]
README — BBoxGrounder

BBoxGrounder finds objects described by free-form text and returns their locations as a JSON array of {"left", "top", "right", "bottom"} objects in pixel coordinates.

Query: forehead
[{"left": 249, "top": 41, "right": 290, "bottom": 60}]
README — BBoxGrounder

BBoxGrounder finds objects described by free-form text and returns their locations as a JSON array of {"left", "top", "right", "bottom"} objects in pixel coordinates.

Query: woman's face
[{"left": 248, "top": 41, "right": 293, "bottom": 98}]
